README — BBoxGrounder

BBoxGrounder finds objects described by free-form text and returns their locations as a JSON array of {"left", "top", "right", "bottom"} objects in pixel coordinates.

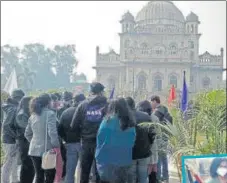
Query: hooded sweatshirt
[
  {"left": 70, "top": 95, "right": 107, "bottom": 143},
  {"left": 95, "top": 116, "right": 136, "bottom": 172},
  {"left": 1, "top": 98, "right": 19, "bottom": 143}
]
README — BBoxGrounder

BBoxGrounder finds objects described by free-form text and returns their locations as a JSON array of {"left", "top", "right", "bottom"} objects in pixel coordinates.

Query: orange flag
[{"left": 168, "top": 85, "right": 176, "bottom": 106}]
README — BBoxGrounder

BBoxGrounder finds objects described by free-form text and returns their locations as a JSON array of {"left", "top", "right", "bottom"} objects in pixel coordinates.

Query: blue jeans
[
  {"left": 130, "top": 158, "right": 149, "bottom": 183},
  {"left": 97, "top": 163, "right": 131, "bottom": 183},
  {"left": 157, "top": 153, "right": 169, "bottom": 181},
  {"left": 65, "top": 143, "right": 81, "bottom": 183}
]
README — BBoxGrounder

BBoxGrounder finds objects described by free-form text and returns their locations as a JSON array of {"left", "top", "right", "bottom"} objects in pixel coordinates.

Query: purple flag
[
  {"left": 109, "top": 87, "right": 115, "bottom": 99},
  {"left": 181, "top": 71, "right": 188, "bottom": 112}
]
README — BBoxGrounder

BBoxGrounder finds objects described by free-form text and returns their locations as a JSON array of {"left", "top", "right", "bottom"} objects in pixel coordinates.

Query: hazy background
[{"left": 1, "top": 1, "right": 226, "bottom": 82}]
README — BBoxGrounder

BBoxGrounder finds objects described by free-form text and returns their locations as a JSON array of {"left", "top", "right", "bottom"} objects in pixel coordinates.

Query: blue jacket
[{"left": 95, "top": 116, "right": 136, "bottom": 166}]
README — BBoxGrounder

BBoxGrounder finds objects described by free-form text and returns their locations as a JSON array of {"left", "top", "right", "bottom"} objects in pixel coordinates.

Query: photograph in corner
[{"left": 182, "top": 154, "right": 227, "bottom": 183}]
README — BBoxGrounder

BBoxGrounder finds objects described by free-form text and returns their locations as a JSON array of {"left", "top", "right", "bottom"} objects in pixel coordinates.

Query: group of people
[{"left": 1, "top": 82, "right": 173, "bottom": 183}]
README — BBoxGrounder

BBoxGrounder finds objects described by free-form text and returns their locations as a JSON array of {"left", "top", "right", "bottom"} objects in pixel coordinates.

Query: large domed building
[{"left": 93, "top": 1, "right": 224, "bottom": 96}]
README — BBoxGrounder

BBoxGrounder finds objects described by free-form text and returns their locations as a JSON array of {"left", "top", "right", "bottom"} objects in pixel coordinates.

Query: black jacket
[
  {"left": 57, "top": 104, "right": 70, "bottom": 120},
  {"left": 153, "top": 105, "right": 173, "bottom": 124},
  {"left": 132, "top": 110, "right": 156, "bottom": 160},
  {"left": 70, "top": 96, "right": 107, "bottom": 143},
  {"left": 1, "top": 98, "right": 18, "bottom": 144},
  {"left": 153, "top": 104, "right": 172, "bottom": 142},
  {"left": 16, "top": 109, "right": 30, "bottom": 139},
  {"left": 58, "top": 106, "right": 80, "bottom": 143}
]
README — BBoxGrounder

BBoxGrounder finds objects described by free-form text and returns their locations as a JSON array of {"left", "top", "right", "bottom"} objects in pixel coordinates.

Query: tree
[
  {"left": 1, "top": 43, "right": 79, "bottom": 91},
  {"left": 53, "top": 45, "right": 77, "bottom": 87},
  {"left": 1, "top": 45, "right": 21, "bottom": 81},
  {"left": 21, "top": 43, "right": 57, "bottom": 90},
  {"left": 17, "top": 65, "right": 36, "bottom": 92}
]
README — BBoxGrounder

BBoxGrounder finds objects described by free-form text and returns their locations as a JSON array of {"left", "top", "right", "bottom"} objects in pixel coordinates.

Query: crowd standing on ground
[{"left": 1, "top": 82, "right": 178, "bottom": 183}]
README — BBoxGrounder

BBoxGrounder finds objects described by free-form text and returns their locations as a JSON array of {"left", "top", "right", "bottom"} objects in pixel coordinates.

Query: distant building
[{"left": 93, "top": 1, "right": 224, "bottom": 95}]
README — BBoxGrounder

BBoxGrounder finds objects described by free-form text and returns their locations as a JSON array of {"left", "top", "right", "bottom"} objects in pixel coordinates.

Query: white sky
[{"left": 1, "top": 1, "right": 226, "bottom": 82}]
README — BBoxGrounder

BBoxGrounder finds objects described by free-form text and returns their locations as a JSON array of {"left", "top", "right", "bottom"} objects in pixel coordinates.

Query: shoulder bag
[{"left": 41, "top": 112, "right": 57, "bottom": 170}]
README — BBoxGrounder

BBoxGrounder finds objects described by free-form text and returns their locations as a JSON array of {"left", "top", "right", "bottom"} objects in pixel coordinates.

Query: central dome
[{"left": 136, "top": 1, "right": 185, "bottom": 24}]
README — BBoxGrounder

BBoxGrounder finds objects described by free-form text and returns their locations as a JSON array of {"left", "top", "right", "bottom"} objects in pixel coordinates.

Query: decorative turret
[
  {"left": 186, "top": 11, "right": 200, "bottom": 34},
  {"left": 120, "top": 11, "right": 135, "bottom": 33}
]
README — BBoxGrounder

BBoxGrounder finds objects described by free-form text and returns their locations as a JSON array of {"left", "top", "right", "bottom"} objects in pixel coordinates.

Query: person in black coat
[
  {"left": 58, "top": 94, "right": 86, "bottom": 183},
  {"left": 125, "top": 97, "right": 156, "bottom": 183},
  {"left": 57, "top": 91, "right": 73, "bottom": 120},
  {"left": 71, "top": 82, "right": 107, "bottom": 183},
  {"left": 16, "top": 96, "right": 34, "bottom": 183}
]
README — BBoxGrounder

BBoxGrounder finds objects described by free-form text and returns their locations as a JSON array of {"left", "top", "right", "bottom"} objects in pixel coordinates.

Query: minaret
[
  {"left": 185, "top": 11, "right": 200, "bottom": 34},
  {"left": 120, "top": 11, "right": 135, "bottom": 33}
]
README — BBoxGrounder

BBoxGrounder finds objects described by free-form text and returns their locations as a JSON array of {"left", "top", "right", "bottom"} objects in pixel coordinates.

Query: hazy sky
[{"left": 1, "top": 1, "right": 226, "bottom": 82}]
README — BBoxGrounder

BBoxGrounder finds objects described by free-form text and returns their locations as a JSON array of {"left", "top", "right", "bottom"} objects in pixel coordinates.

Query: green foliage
[
  {"left": 1, "top": 44, "right": 78, "bottom": 91},
  {"left": 139, "top": 89, "right": 226, "bottom": 179}
]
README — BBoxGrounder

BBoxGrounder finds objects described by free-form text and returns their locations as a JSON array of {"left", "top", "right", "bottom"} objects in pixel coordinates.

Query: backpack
[{"left": 85, "top": 104, "right": 105, "bottom": 123}]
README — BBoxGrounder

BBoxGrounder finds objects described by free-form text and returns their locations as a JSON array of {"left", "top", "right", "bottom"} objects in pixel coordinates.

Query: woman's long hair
[
  {"left": 18, "top": 96, "right": 33, "bottom": 116},
  {"left": 30, "top": 93, "right": 51, "bottom": 116},
  {"left": 106, "top": 98, "right": 135, "bottom": 131}
]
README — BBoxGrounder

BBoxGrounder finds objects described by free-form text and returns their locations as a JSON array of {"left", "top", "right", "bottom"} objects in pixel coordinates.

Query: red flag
[{"left": 168, "top": 85, "right": 176, "bottom": 105}]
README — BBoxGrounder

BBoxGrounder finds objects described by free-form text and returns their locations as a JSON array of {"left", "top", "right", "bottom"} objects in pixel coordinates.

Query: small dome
[
  {"left": 136, "top": 1, "right": 185, "bottom": 25},
  {"left": 121, "top": 11, "right": 135, "bottom": 22},
  {"left": 186, "top": 12, "right": 199, "bottom": 22}
]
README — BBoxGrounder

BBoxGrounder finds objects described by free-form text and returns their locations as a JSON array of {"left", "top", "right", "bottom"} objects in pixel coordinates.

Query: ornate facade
[{"left": 93, "top": 1, "right": 224, "bottom": 95}]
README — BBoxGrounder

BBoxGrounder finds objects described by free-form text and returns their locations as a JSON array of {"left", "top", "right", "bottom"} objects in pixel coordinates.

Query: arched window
[
  {"left": 188, "top": 41, "right": 194, "bottom": 49},
  {"left": 202, "top": 77, "right": 210, "bottom": 89},
  {"left": 187, "top": 25, "right": 190, "bottom": 33},
  {"left": 191, "top": 25, "right": 194, "bottom": 33},
  {"left": 170, "top": 45, "right": 177, "bottom": 55},
  {"left": 137, "top": 74, "right": 146, "bottom": 90},
  {"left": 108, "top": 78, "right": 115, "bottom": 91},
  {"left": 195, "top": 25, "right": 198, "bottom": 33},
  {"left": 141, "top": 43, "right": 148, "bottom": 55},
  {"left": 126, "top": 24, "right": 129, "bottom": 31},
  {"left": 154, "top": 46, "right": 165, "bottom": 55},
  {"left": 153, "top": 75, "right": 162, "bottom": 91},
  {"left": 169, "top": 75, "right": 177, "bottom": 88}
]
